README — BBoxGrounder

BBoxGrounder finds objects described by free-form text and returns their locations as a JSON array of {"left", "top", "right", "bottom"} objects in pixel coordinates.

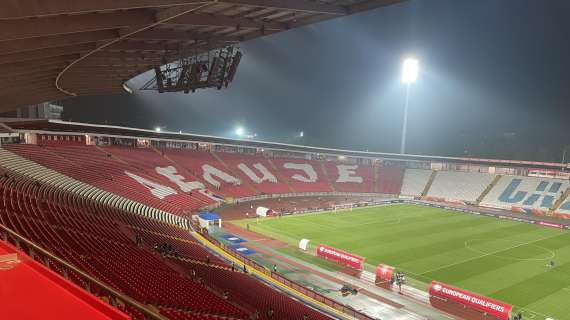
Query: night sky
[{"left": 63, "top": 0, "right": 570, "bottom": 162}]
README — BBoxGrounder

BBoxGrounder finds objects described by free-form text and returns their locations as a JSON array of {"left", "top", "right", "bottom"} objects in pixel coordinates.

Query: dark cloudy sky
[{"left": 63, "top": 0, "right": 570, "bottom": 162}]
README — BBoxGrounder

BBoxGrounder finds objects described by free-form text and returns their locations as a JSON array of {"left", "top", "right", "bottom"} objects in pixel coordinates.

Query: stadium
[{"left": 0, "top": 1, "right": 569, "bottom": 320}]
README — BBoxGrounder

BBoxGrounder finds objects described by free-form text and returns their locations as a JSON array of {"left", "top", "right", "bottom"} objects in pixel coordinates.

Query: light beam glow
[{"left": 402, "top": 58, "right": 419, "bottom": 84}]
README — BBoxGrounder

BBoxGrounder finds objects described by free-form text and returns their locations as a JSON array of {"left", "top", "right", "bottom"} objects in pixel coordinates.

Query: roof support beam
[
  {"left": 0, "top": 64, "right": 66, "bottom": 78},
  {"left": 0, "top": 30, "right": 119, "bottom": 55},
  {"left": 0, "top": 55, "right": 78, "bottom": 72},
  {"left": 0, "top": 0, "right": 212, "bottom": 20},
  {"left": 104, "top": 40, "right": 185, "bottom": 52},
  {"left": 75, "top": 59, "right": 160, "bottom": 67},
  {"left": 0, "top": 73, "right": 58, "bottom": 85},
  {"left": 68, "top": 67, "right": 147, "bottom": 74},
  {"left": 0, "top": 84, "right": 122, "bottom": 97},
  {"left": 164, "top": 13, "right": 287, "bottom": 30},
  {"left": 84, "top": 51, "right": 166, "bottom": 61},
  {"left": 127, "top": 29, "right": 240, "bottom": 42},
  {"left": 0, "top": 43, "right": 96, "bottom": 65},
  {"left": 218, "top": 0, "right": 347, "bottom": 15},
  {"left": 348, "top": 0, "right": 406, "bottom": 13},
  {"left": 60, "top": 74, "right": 134, "bottom": 82},
  {"left": 0, "top": 84, "right": 58, "bottom": 96},
  {"left": 0, "top": 10, "right": 155, "bottom": 41}
]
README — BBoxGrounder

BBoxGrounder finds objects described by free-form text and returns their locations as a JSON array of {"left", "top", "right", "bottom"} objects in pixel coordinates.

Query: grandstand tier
[
  {"left": 481, "top": 175, "right": 570, "bottom": 210},
  {"left": 0, "top": 170, "right": 335, "bottom": 320},
  {"left": 427, "top": 171, "right": 496, "bottom": 202},
  {"left": 400, "top": 169, "right": 433, "bottom": 196},
  {"left": 4, "top": 145, "right": 389, "bottom": 211}
]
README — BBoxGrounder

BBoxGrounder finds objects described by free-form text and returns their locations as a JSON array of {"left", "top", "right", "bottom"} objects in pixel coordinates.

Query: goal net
[{"left": 333, "top": 203, "right": 355, "bottom": 213}]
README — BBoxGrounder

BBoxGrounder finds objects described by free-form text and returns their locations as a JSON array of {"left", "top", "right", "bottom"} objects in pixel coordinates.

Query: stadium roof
[
  {"left": 0, "top": 0, "right": 405, "bottom": 111},
  {"left": 4, "top": 118, "right": 569, "bottom": 170}
]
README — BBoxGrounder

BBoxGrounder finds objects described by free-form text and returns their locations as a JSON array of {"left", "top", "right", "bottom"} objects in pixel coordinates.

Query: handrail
[
  {"left": 0, "top": 223, "right": 167, "bottom": 320},
  {"left": 197, "top": 230, "right": 374, "bottom": 320}
]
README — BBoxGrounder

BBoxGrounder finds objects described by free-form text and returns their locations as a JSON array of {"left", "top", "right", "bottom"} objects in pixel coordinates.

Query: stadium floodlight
[
  {"left": 299, "top": 131, "right": 304, "bottom": 138},
  {"left": 235, "top": 127, "right": 244, "bottom": 136},
  {"left": 400, "top": 57, "right": 419, "bottom": 154},
  {"left": 401, "top": 58, "right": 419, "bottom": 84},
  {"left": 122, "top": 83, "right": 133, "bottom": 94},
  {"left": 155, "top": 127, "right": 161, "bottom": 132}
]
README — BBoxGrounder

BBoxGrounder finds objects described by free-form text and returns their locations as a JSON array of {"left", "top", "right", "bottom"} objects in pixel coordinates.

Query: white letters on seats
[
  {"left": 336, "top": 165, "right": 363, "bottom": 183},
  {"left": 238, "top": 163, "right": 277, "bottom": 184},
  {"left": 283, "top": 163, "right": 317, "bottom": 182},
  {"left": 202, "top": 164, "right": 241, "bottom": 188},
  {"left": 155, "top": 166, "right": 205, "bottom": 192},
  {"left": 125, "top": 171, "right": 177, "bottom": 199}
]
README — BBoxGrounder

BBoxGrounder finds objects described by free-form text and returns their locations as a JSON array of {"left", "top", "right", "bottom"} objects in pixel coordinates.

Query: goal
[{"left": 333, "top": 203, "right": 355, "bottom": 213}]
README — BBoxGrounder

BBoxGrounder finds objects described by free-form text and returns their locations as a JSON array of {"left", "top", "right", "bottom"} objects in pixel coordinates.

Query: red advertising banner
[
  {"left": 537, "top": 221, "right": 564, "bottom": 229},
  {"left": 316, "top": 245, "right": 364, "bottom": 270},
  {"left": 429, "top": 281, "right": 512, "bottom": 320},
  {"left": 375, "top": 264, "right": 394, "bottom": 283}
]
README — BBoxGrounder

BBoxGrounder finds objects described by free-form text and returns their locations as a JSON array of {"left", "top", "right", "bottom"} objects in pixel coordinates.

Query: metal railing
[
  {"left": 0, "top": 223, "right": 167, "bottom": 320},
  {"left": 198, "top": 230, "right": 374, "bottom": 320}
]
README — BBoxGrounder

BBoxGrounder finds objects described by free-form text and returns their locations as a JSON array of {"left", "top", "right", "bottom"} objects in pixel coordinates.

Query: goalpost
[{"left": 333, "top": 203, "right": 355, "bottom": 213}]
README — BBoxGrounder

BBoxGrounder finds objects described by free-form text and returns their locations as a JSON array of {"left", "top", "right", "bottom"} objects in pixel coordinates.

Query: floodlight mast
[{"left": 400, "top": 58, "right": 419, "bottom": 154}]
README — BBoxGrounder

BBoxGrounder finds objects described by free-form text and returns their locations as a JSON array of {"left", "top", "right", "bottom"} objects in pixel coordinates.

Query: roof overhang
[{"left": 0, "top": 0, "right": 407, "bottom": 111}]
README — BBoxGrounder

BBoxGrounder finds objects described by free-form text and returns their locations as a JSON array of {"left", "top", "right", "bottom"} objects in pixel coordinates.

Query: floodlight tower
[{"left": 400, "top": 58, "right": 419, "bottom": 154}]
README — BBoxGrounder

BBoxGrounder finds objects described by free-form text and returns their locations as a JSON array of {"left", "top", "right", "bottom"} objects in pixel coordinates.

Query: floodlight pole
[{"left": 400, "top": 83, "right": 411, "bottom": 154}]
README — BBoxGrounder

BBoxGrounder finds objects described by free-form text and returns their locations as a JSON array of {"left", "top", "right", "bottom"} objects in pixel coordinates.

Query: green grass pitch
[{"left": 233, "top": 204, "right": 570, "bottom": 319}]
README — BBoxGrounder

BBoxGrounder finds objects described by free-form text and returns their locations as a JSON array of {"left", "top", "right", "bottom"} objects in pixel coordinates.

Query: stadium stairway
[
  {"left": 421, "top": 170, "right": 437, "bottom": 196},
  {"left": 551, "top": 186, "right": 570, "bottom": 213},
  {"left": 167, "top": 254, "right": 236, "bottom": 272},
  {"left": 372, "top": 163, "right": 381, "bottom": 193},
  {"left": 476, "top": 175, "right": 502, "bottom": 205},
  {"left": 266, "top": 158, "right": 296, "bottom": 193},
  {"left": 210, "top": 151, "right": 260, "bottom": 195},
  {"left": 319, "top": 161, "right": 337, "bottom": 192},
  {"left": 155, "top": 148, "right": 218, "bottom": 196}
]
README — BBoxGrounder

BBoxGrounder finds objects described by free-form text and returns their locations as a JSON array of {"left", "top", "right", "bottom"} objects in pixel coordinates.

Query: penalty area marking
[
  {"left": 418, "top": 232, "right": 562, "bottom": 275},
  {"left": 464, "top": 238, "right": 556, "bottom": 262}
]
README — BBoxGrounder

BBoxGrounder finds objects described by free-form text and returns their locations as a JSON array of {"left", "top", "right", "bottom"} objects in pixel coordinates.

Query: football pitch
[{"left": 234, "top": 204, "right": 570, "bottom": 319}]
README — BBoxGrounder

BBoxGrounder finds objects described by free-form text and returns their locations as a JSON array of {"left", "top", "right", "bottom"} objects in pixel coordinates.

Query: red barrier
[
  {"left": 553, "top": 212, "right": 570, "bottom": 220},
  {"left": 511, "top": 206, "right": 525, "bottom": 213},
  {"left": 537, "top": 221, "right": 564, "bottom": 229},
  {"left": 429, "top": 281, "right": 512, "bottom": 320},
  {"left": 316, "top": 245, "right": 364, "bottom": 270},
  {"left": 375, "top": 264, "right": 394, "bottom": 284}
]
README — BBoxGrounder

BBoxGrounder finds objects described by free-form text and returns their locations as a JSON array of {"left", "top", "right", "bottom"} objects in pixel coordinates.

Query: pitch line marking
[
  {"left": 464, "top": 238, "right": 556, "bottom": 261},
  {"left": 512, "top": 304, "right": 553, "bottom": 320},
  {"left": 418, "top": 232, "right": 563, "bottom": 275}
]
